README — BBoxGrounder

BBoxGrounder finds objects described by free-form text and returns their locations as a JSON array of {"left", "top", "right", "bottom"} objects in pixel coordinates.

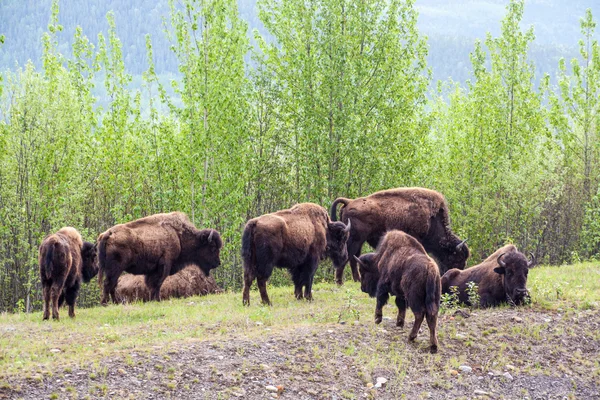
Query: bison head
[
  {"left": 326, "top": 219, "right": 351, "bottom": 269},
  {"left": 354, "top": 253, "right": 379, "bottom": 297},
  {"left": 437, "top": 238, "right": 470, "bottom": 273},
  {"left": 494, "top": 251, "right": 534, "bottom": 305},
  {"left": 195, "top": 229, "right": 223, "bottom": 275},
  {"left": 81, "top": 241, "right": 99, "bottom": 283}
]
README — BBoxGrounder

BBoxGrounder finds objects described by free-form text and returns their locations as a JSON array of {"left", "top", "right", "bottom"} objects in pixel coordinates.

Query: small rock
[
  {"left": 511, "top": 316, "right": 523, "bottom": 323},
  {"left": 505, "top": 364, "right": 515, "bottom": 371},
  {"left": 339, "top": 321, "right": 346, "bottom": 325},
  {"left": 266, "top": 385, "right": 278, "bottom": 393},
  {"left": 450, "top": 370, "right": 458, "bottom": 376},
  {"left": 474, "top": 389, "right": 490, "bottom": 396},
  {"left": 455, "top": 334, "right": 467, "bottom": 340},
  {"left": 374, "top": 377, "right": 388, "bottom": 388},
  {"left": 503, "top": 372, "right": 513, "bottom": 380},
  {"left": 459, "top": 365, "right": 472, "bottom": 373},
  {"left": 231, "top": 388, "right": 246, "bottom": 397},
  {"left": 383, "top": 316, "right": 392, "bottom": 321},
  {"left": 256, "top": 321, "right": 263, "bottom": 326},
  {"left": 260, "top": 364, "right": 270, "bottom": 370},
  {"left": 276, "top": 385, "right": 285, "bottom": 393},
  {"left": 118, "top": 368, "right": 126, "bottom": 375},
  {"left": 218, "top": 356, "right": 224, "bottom": 360},
  {"left": 366, "top": 383, "right": 374, "bottom": 389},
  {"left": 353, "top": 321, "right": 360, "bottom": 326},
  {"left": 307, "top": 389, "right": 318, "bottom": 395},
  {"left": 50, "top": 348, "right": 61, "bottom": 353},
  {"left": 270, "top": 394, "right": 278, "bottom": 399},
  {"left": 327, "top": 330, "right": 334, "bottom": 333}
]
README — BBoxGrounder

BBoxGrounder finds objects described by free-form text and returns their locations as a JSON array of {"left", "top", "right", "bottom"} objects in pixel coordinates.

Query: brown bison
[
  {"left": 242, "top": 203, "right": 351, "bottom": 306},
  {"left": 97, "top": 212, "right": 222, "bottom": 304},
  {"left": 39, "top": 227, "right": 99, "bottom": 320},
  {"left": 355, "top": 230, "right": 441, "bottom": 353},
  {"left": 330, "top": 187, "right": 469, "bottom": 284},
  {"left": 116, "top": 264, "right": 222, "bottom": 303},
  {"left": 441, "top": 244, "right": 534, "bottom": 307}
]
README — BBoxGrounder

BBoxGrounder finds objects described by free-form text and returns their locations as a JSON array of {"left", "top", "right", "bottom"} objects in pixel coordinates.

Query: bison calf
[
  {"left": 441, "top": 244, "right": 534, "bottom": 307},
  {"left": 39, "top": 227, "right": 99, "bottom": 320},
  {"left": 242, "top": 203, "right": 350, "bottom": 306},
  {"left": 355, "top": 230, "right": 441, "bottom": 353}
]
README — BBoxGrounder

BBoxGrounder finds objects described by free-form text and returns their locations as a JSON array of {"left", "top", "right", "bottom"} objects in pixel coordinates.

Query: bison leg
[
  {"left": 425, "top": 312, "right": 439, "bottom": 354},
  {"left": 50, "top": 284, "right": 63, "bottom": 320},
  {"left": 344, "top": 237, "right": 364, "bottom": 284},
  {"left": 257, "top": 276, "right": 271, "bottom": 306},
  {"left": 145, "top": 272, "right": 167, "bottom": 302},
  {"left": 374, "top": 284, "right": 389, "bottom": 324},
  {"left": 42, "top": 285, "right": 51, "bottom": 320},
  {"left": 64, "top": 281, "right": 80, "bottom": 318},
  {"left": 303, "top": 259, "right": 318, "bottom": 301},
  {"left": 409, "top": 311, "right": 425, "bottom": 342},
  {"left": 395, "top": 296, "right": 407, "bottom": 328},
  {"left": 294, "top": 282, "right": 303, "bottom": 300},
  {"left": 242, "top": 269, "right": 254, "bottom": 306}
]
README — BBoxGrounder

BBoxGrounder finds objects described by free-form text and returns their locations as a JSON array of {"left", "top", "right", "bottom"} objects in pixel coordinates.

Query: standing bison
[
  {"left": 39, "top": 227, "right": 99, "bottom": 320},
  {"left": 441, "top": 244, "right": 534, "bottom": 307},
  {"left": 242, "top": 203, "right": 351, "bottom": 306},
  {"left": 330, "top": 187, "right": 469, "bottom": 284},
  {"left": 355, "top": 230, "right": 441, "bottom": 353},
  {"left": 97, "top": 212, "right": 222, "bottom": 304}
]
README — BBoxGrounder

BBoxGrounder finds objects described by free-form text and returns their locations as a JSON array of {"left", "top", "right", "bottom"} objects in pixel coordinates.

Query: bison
[
  {"left": 330, "top": 187, "right": 469, "bottom": 284},
  {"left": 355, "top": 230, "right": 441, "bottom": 353},
  {"left": 97, "top": 212, "right": 222, "bottom": 304},
  {"left": 441, "top": 244, "right": 534, "bottom": 307},
  {"left": 115, "top": 264, "right": 222, "bottom": 303},
  {"left": 242, "top": 202, "right": 350, "bottom": 306},
  {"left": 39, "top": 227, "right": 99, "bottom": 320}
]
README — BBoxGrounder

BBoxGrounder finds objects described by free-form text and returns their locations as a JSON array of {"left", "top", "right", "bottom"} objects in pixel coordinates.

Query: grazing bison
[
  {"left": 330, "top": 187, "right": 469, "bottom": 284},
  {"left": 242, "top": 203, "right": 351, "bottom": 306},
  {"left": 39, "top": 227, "right": 99, "bottom": 320},
  {"left": 441, "top": 244, "right": 535, "bottom": 307},
  {"left": 116, "top": 264, "right": 222, "bottom": 303},
  {"left": 97, "top": 212, "right": 222, "bottom": 304},
  {"left": 355, "top": 230, "right": 441, "bottom": 353}
]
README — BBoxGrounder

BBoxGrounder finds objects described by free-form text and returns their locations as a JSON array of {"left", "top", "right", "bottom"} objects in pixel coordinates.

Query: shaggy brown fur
[
  {"left": 441, "top": 244, "right": 534, "bottom": 307},
  {"left": 39, "top": 227, "right": 98, "bottom": 320},
  {"left": 115, "top": 264, "right": 222, "bottom": 302},
  {"left": 355, "top": 230, "right": 441, "bottom": 353},
  {"left": 97, "top": 212, "right": 222, "bottom": 304},
  {"left": 330, "top": 187, "right": 469, "bottom": 284},
  {"left": 242, "top": 203, "right": 350, "bottom": 306}
]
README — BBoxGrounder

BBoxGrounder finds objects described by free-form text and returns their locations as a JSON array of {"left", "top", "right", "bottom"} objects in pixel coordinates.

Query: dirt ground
[{"left": 1, "top": 305, "right": 599, "bottom": 400}]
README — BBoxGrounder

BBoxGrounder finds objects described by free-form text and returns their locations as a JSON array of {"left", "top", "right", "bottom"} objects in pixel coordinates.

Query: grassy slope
[{"left": 0, "top": 262, "right": 599, "bottom": 398}]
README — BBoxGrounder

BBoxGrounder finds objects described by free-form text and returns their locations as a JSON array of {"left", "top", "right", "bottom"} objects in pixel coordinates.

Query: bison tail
[
  {"left": 97, "top": 231, "right": 111, "bottom": 288},
  {"left": 44, "top": 242, "right": 57, "bottom": 279},
  {"left": 330, "top": 197, "right": 351, "bottom": 221},
  {"left": 426, "top": 265, "right": 441, "bottom": 316},
  {"left": 241, "top": 220, "right": 256, "bottom": 268}
]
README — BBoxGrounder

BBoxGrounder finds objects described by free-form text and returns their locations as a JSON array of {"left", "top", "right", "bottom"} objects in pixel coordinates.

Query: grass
[{"left": 0, "top": 262, "right": 599, "bottom": 387}]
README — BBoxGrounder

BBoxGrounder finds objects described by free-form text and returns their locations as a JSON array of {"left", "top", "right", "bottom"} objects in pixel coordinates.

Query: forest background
[{"left": 0, "top": 0, "right": 599, "bottom": 312}]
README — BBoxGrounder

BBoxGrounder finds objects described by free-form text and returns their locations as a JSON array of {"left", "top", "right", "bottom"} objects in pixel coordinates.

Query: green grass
[{"left": 0, "top": 262, "right": 598, "bottom": 380}]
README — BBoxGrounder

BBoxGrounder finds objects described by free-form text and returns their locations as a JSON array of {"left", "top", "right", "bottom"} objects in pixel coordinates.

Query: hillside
[{"left": 1, "top": 263, "right": 599, "bottom": 399}]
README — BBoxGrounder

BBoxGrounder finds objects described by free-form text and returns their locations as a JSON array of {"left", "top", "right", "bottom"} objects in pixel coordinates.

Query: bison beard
[
  {"left": 330, "top": 187, "right": 469, "bottom": 284},
  {"left": 116, "top": 264, "right": 222, "bottom": 302},
  {"left": 441, "top": 244, "right": 534, "bottom": 308},
  {"left": 97, "top": 212, "right": 222, "bottom": 304},
  {"left": 39, "top": 227, "right": 99, "bottom": 320},
  {"left": 355, "top": 230, "right": 441, "bottom": 354},
  {"left": 242, "top": 203, "right": 350, "bottom": 306}
]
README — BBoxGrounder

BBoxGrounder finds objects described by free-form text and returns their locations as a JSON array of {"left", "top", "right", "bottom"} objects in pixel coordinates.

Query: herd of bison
[{"left": 39, "top": 187, "right": 535, "bottom": 353}]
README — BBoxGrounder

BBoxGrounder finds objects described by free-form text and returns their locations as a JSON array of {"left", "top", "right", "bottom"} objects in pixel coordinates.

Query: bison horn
[
  {"left": 344, "top": 218, "right": 352, "bottom": 233},
  {"left": 497, "top": 253, "right": 507, "bottom": 268},
  {"left": 353, "top": 255, "right": 364, "bottom": 267},
  {"left": 207, "top": 229, "right": 214, "bottom": 243},
  {"left": 456, "top": 239, "right": 467, "bottom": 251},
  {"left": 527, "top": 252, "right": 535, "bottom": 268}
]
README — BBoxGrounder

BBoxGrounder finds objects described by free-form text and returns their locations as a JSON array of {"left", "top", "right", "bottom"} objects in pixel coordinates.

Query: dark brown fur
[
  {"left": 116, "top": 264, "right": 222, "bottom": 303},
  {"left": 97, "top": 212, "right": 222, "bottom": 304},
  {"left": 242, "top": 203, "right": 350, "bottom": 305},
  {"left": 330, "top": 187, "right": 469, "bottom": 284},
  {"left": 39, "top": 227, "right": 98, "bottom": 320},
  {"left": 356, "top": 230, "right": 441, "bottom": 353},
  {"left": 441, "top": 244, "right": 534, "bottom": 307}
]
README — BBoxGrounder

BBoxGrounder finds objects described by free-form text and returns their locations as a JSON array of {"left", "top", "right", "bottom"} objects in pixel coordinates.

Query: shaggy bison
[
  {"left": 441, "top": 244, "right": 534, "bottom": 307},
  {"left": 242, "top": 203, "right": 350, "bottom": 306},
  {"left": 355, "top": 230, "right": 441, "bottom": 353},
  {"left": 116, "top": 264, "right": 221, "bottom": 303},
  {"left": 331, "top": 187, "right": 469, "bottom": 284},
  {"left": 97, "top": 212, "right": 222, "bottom": 304},
  {"left": 39, "top": 227, "right": 99, "bottom": 320}
]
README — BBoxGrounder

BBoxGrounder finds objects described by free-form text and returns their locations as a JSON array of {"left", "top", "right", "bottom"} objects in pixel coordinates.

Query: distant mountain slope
[{"left": 0, "top": 0, "right": 597, "bottom": 83}]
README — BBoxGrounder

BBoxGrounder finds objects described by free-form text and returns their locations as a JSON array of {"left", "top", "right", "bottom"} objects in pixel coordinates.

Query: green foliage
[
  {"left": 440, "top": 286, "right": 460, "bottom": 312},
  {"left": 466, "top": 282, "right": 480, "bottom": 308}
]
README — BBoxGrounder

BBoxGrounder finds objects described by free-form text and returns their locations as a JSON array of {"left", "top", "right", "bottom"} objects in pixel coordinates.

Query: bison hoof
[
  {"left": 374, "top": 316, "right": 382, "bottom": 325},
  {"left": 396, "top": 322, "right": 404, "bottom": 328},
  {"left": 408, "top": 335, "right": 417, "bottom": 342},
  {"left": 243, "top": 300, "right": 250, "bottom": 307},
  {"left": 430, "top": 345, "right": 438, "bottom": 354},
  {"left": 335, "top": 280, "right": 343, "bottom": 286}
]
